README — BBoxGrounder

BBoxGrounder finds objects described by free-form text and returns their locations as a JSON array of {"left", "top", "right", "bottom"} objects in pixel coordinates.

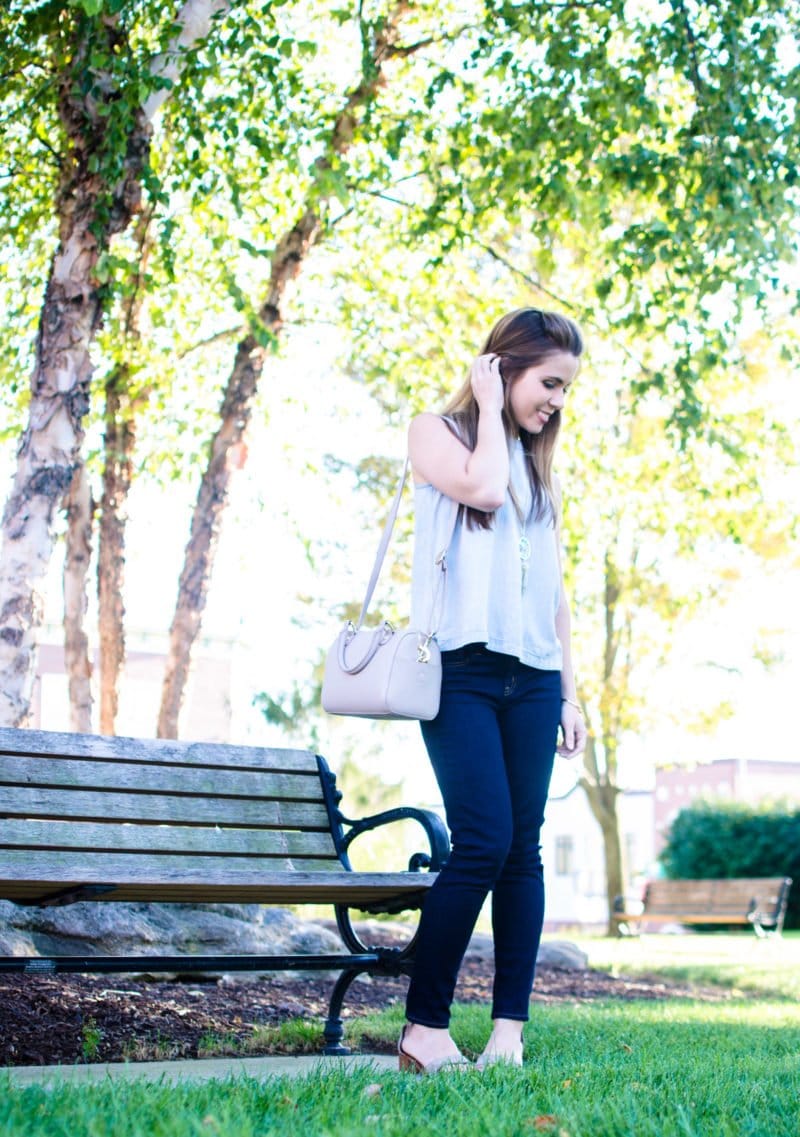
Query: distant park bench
[
  {"left": 613, "top": 877, "right": 793, "bottom": 938},
  {"left": 0, "top": 726, "right": 449, "bottom": 1054}
]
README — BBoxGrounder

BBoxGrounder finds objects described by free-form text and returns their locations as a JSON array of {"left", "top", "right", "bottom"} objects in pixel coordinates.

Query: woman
[{"left": 399, "top": 307, "right": 587, "bottom": 1073}]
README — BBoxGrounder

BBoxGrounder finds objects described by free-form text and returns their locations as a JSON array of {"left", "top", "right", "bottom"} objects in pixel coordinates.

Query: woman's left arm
[
  {"left": 554, "top": 588, "right": 587, "bottom": 758},
  {"left": 553, "top": 476, "right": 586, "bottom": 758}
]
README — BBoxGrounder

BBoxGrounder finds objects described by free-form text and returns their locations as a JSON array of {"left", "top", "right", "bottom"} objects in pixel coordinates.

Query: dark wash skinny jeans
[{"left": 405, "top": 644, "right": 561, "bottom": 1028}]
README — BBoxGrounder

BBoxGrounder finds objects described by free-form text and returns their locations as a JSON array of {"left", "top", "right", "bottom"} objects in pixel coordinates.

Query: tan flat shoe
[{"left": 398, "top": 1025, "right": 472, "bottom": 1075}]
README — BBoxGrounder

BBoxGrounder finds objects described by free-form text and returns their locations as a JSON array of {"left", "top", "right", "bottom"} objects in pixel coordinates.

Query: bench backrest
[
  {"left": 643, "top": 877, "right": 791, "bottom": 919},
  {"left": 0, "top": 727, "right": 343, "bottom": 904}
]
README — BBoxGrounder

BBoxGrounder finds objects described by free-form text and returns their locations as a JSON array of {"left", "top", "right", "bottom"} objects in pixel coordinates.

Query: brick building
[{"left": 654, "top": 758, "right": 800, "bottom": 854}]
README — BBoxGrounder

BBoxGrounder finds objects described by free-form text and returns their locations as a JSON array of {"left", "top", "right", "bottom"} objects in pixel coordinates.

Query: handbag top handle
[{"left": 355, "top": 457, "right": 458, "bottom": 637}]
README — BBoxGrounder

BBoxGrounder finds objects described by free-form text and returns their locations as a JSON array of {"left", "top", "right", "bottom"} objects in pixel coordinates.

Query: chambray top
[{"left": 411, "top": 438, "right": 563, "bottom": 670}]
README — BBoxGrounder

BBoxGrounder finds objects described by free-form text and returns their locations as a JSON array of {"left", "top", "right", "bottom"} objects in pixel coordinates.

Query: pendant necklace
[
  {"left": 511, "top": 453, "right": 531, "bottom": 593},
  {"left": 519, "top": 528, "right": 531, "bottom": 593},
  {"left": 514, "top": 497, "right": 531, "bottom": 593}
]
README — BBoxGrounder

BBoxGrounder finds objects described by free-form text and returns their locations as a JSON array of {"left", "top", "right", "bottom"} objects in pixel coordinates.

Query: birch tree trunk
[
  {"left": 0, "top": 0, "right": 230, "bottom": 728},
  {"left": 97, "top": 218, "right": 153, "bottom": 736},
  {"left": 0, "top": 30, "right": 149, "bottom": 728},
  {"left": 63, "top": 462, "right": 94, "bottom": 733},
  {"left": 98, "top": 372, "right": 137, "bottom": 736},
  {"left": 157, "top": 4, "right": 412, "bottom": 738}
]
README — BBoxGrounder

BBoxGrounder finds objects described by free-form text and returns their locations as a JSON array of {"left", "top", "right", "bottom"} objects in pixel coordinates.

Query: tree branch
[
  {"left": 385, "top": 21, "right": 483, "bottom": 58},
  {"left": 669, "top": 0, "right": 705, "bottom": 98},
  {"left": 33, "top": 131, "right": 62, "bottom": 168},
  {"left": 481, "top": 242, "right": 583, "bottom": 313},
  {"left": 177, "top": 324, "right": 244, "bottom": 358},
  {"left": 546, "top": 1, "right": 615, "bottom": 8}
]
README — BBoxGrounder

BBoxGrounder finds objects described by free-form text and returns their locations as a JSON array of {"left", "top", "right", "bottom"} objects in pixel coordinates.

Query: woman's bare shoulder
[
  {"left": 409, "top": 412, "right": 466, "bottom": 449},
  {"left": 409, "top": 411, "right": 446, "bottom": 433},
  {"left": 408, "top": 414, "right": 468, "bottom": 487}
]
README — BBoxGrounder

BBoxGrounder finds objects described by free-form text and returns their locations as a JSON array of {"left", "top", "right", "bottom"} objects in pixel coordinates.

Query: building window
[{"left": 555, "top": 835, "right": 575, "bottom": 875}]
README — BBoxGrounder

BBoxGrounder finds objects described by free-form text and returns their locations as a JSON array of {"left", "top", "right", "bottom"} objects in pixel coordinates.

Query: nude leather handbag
[{"left": 321, "top": 459, "right": 457, "bottom": 721}]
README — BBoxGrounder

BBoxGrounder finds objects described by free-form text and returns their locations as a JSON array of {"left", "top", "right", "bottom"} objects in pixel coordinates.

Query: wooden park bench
[
  {"left": 612, "top": 876, "right": 793, "bottom": 938},
  {"left": 0, "top": 726, "right": 449, "bottom": 1054}
]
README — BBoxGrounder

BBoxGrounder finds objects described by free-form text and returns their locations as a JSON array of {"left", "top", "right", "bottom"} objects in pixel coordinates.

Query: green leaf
[{"left": 68, "top": 0, "right": 104, "bottom": 15}]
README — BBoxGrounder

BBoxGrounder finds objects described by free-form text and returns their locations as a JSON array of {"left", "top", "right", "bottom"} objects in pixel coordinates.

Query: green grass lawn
[
  {"left": 2, "top": 934, "right": 799, "bottom": 1137},
  {"left": 2, "top": 1001, "right": 798, "bottom": 1137}
]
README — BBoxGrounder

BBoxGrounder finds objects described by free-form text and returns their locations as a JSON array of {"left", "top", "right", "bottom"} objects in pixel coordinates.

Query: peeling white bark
[
  {"left": 143, "top": 0, "right": 232, "bottom": 121},
  {"left": 98, "top": 372, "right": 138, "bottom": 737},
  {"left": 63, "top": 462, "right": 93, "bottom": 733}
]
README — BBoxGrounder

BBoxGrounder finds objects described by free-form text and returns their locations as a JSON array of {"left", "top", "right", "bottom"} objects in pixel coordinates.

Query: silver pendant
[{"left": 519, "top": 535, "right": 531, "bottom": 593}]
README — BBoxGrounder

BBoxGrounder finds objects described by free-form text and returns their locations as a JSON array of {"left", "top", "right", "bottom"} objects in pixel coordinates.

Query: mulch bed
[{"left": 0, "top": 952, "right": 726, "bottom": 1067}]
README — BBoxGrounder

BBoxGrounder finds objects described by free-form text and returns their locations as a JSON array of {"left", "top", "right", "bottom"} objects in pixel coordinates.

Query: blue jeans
[{"left": 405, "top": 644, "right": 561, "bottom": 1028}]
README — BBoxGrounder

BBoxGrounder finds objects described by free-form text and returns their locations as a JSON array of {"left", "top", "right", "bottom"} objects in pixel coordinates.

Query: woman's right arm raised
[{"left": 408, "top": 355, "right": 510, "bottom": 511}]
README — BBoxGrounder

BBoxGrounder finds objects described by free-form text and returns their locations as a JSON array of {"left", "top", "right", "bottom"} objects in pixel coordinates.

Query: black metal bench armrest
[
  {"left": 612, "top": 894, "right": 644, "bottom": 915},
  {"left": 315, "top": 754, "right": 449, "bottom": 873},
  {"left": 340, "top": 806, "right": 450, "bottom": 873}
]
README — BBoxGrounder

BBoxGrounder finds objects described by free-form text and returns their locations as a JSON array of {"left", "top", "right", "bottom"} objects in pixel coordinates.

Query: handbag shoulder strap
[
  {"left": 355, "top": 457, "right": 458, "bottom": 634},
  {"left": 355, "top": 458, "right": 410, "bottom": 629}
]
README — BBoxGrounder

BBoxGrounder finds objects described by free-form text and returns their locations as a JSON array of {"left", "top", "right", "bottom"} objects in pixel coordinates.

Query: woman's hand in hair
[
  {"left": 408, "top": 351, "right": 510, "bottom": 510},
  {"left": 469, "top": 354, "right": 505, "bottom": 415}
]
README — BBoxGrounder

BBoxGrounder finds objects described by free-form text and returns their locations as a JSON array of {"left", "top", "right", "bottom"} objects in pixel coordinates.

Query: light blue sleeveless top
[{"left": 410, "top": 438, "right": 563, "bottom": 670}]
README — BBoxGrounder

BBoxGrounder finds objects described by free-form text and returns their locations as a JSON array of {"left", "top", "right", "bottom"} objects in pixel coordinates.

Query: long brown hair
[{"left": 442, "top": 307, "right": 583, "bottom": 529}]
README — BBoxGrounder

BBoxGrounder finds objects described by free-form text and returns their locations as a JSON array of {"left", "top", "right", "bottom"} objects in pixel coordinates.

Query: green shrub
[{"left": 660, "top": 801, "right": 800, "bottom": 930}]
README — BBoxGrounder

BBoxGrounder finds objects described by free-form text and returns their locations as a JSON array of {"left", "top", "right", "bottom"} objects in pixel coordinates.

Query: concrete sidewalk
[{"left": 4, "top": 1053, "right": 398, "bottom": 1088}]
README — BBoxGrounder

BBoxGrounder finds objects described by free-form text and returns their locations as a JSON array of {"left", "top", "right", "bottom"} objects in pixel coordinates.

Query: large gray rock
[
  {"left": 0, "top": 899, "right": 341, "bottom": 974},
  {"left": 535, "top": 940, "right": 589, "bottom": 969},
  {"left": 465, "top": 931, "right": 587, "bottom": 970},
  {"left": 0, "top": 926, "right": 33, "bottom": 956}
]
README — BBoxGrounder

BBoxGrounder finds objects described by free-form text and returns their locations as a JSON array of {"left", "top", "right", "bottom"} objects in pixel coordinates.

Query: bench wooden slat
[
  {"left": 0, "top": 820, "right": 339, "bottom": 858},
  {"left": 0, "top": 867, "right": 433, "bottom": 907},
  {"left": 709, "top": 880, "right": 785, "bottom": 906},
  {"left": 0, "top": 728, "right": 321, "bottom": 773},
  {"left": 0, "top": 886, "right": 430, "bottom": 907},
  {"left": 0, "top": 851, "right": 344, "bottom": 882},
  {"left": 0, "top": 755, "right": 326, "bottom": 802},
  {"left": 646, "top": 882, "right": 715, "bottom": 904},
  {"left": 0, "top": 787, "right": 331, "bottom": 829}
]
